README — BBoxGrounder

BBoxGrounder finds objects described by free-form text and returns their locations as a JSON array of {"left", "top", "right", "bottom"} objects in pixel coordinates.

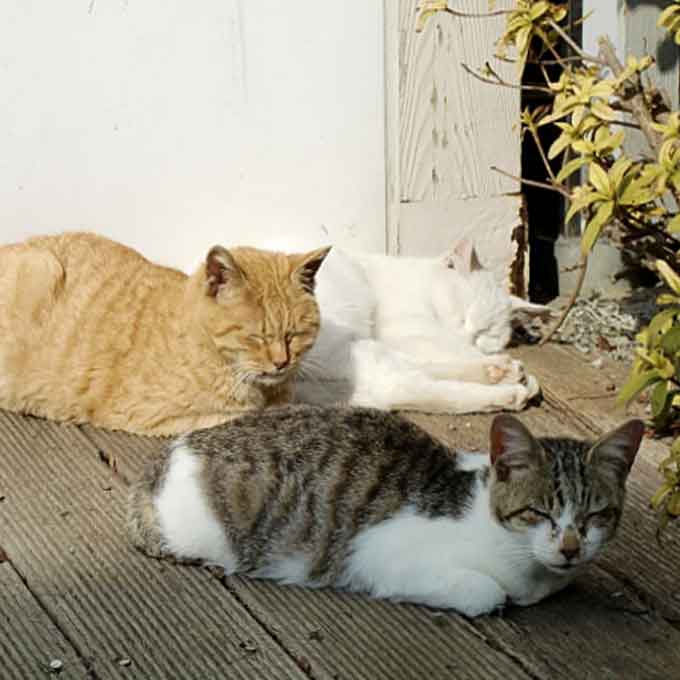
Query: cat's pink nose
[
  {"left": 273, "top": 358, "right": 289, "bottom": 370},
  {"left": 560, "top": 530, "right": 580, "bottom": 561}
]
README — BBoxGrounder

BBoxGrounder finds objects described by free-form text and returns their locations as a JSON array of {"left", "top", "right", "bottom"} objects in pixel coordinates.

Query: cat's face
[
  {"left": 433, "top": 240, "right": 550, "bottom": 354},
  {"left": 196, "top": 245, "right": 330, "bottom": 385},
  {"left": 488, "top": 415, "right": 644, "bottom": 575}
]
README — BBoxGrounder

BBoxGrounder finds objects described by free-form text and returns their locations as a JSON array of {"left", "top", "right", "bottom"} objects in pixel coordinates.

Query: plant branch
[
  {"left": 427, "top": 5, "right": 512, "bottom": 19},
  {"left": 540, "top": 255, "right": 588, "bottom": 345},
  {"left": 490, "top": 166, "right": 571, "bottom": 198},
  {"left": 598, "top": 37, "right": 664, "bottom": 153},
  {"left": 527, "top": 119, "right": 557, "bottom": 182},
  {"left": 461, "top": 63, "right": 554, "bottom": 94},
  {"left": 549, "top": 20, "right": 608, "bottom": 67}
]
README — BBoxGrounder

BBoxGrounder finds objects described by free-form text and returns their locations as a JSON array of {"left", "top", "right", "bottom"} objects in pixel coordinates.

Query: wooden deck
[{"left": 1, "top": 344, "right": 679, "bottom": 680}]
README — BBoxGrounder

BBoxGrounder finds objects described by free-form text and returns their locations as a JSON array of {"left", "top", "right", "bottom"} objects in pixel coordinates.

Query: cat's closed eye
[
  {"left": 582, "top": 507, "right": 617, "bottom": 528},
  {"left": 521, "top": 508, "right": 552, "bottom": 525}
]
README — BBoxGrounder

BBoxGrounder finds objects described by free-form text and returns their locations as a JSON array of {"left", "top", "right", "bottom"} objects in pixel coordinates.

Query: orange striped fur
[{"left": 0, "top": 232, "right": 328, "bottom": 436}]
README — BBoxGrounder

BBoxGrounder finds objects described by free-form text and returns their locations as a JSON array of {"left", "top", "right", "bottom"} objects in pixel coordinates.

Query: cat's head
[
  {"left": 192, "top": 244, "right": 331, "bottom": 386},
  {"left": 488, "top": 415, "right": 644, "bottom": 575},
  {"left": 432, "top": 239, "right": 551, "bottom": 354}
]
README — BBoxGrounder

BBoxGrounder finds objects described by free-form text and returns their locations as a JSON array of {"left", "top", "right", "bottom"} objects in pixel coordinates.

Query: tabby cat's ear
[
  {"left": 586, "top": 419, "right": 644, "bottom": 481},
  {"left": 291, "top": 246, "right": 332, "bottom": 293},
  {"left": 205, "top": 246, "right": 244, "bottom": 298},
  {"left": 489, "top": 414, "right": 545, "bottom": 481},
  {"left": 443, "top": 239, "right": 483, "bottom": 275}
]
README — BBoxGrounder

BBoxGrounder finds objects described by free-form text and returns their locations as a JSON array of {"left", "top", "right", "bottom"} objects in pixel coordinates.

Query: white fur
[
  {"left": 155, "top": 444, "right": 237, "bottom": 569},
  {"left": 338, "top": 476, "right": 573, "bottom": 617},
  {"left": 294, "top": 246, "right": 546, "bottom": 414}
]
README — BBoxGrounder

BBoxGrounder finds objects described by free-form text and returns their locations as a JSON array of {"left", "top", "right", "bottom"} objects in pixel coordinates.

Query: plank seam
[
  {"left": 221, "top": 578, "right": 316, "bottom": 680},
  {"left": 462, "top": 619, "right": 548, "bottom": 680},
  {"left": 4, "top": 556, "right": 99, "bottom": 679}
]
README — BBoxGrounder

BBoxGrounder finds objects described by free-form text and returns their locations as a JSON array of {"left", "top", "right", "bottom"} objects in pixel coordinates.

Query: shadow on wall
[{"left": 619, "top": 0, "right": 679, "bottom": 73}]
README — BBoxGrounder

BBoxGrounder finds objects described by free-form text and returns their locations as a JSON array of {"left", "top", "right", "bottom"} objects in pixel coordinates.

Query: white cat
[{"left": 294, "top": 239, "right": 550, "bottom": 414}]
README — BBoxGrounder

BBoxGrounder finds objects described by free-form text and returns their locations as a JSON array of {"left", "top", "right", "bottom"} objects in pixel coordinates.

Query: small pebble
[
  {"left": 49, "top": 659, "right": 63, "bottom": 672},
  {"left": 611, "top": 591, "right": 623, "bottom": 599},
  {"left": 527, "top": 291, "right": 657, "bottom": 364},
  {"left": 590, "top": 357, "right": 604, "bottom": 369},
  {"left": 0, "top": 494, "right": 5, "bottom": 502},
  {"left": 308, "top": 628, "right": 324, "bottom": 641},
  {"left": 118, "top": 658, "right": 132, "bottom": 667}
]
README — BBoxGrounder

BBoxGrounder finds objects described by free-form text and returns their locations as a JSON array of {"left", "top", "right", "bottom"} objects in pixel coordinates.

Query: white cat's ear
[
  {"left": 292, "top": 246, "right": 332, "bottom": 293},
  {"left": 489, "top": 414, "right": 545, "bottom": 481},
  {"left": 443, "top": 239, "right": 483, "bottom": 275},
  {"left": 509, "top": 295, "right": 554, "bottom": 319},
  {"left": 586, "top": 419, "right": 644, "bottom": 481},
  {"left": 205, "top": 246, "right": 244, "bottom": 297}
]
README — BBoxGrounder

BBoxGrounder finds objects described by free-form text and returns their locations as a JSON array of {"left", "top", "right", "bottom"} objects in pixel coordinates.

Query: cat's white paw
[
  {"left": 504, "top": 374, "right": 541, "bottom": 411},
  {"left": 485, "top": 355, "right": 525, "bottom": 385},
  {"left": 452, "top": 574, "right": 508, "bottom": 618}
]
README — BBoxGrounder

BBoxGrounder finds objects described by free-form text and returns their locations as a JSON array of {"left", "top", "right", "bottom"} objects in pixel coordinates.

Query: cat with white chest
[
  {"left": 288, "top": 238, "right": 551, "bottom": 414},
  {"left": 128, "top": 406, "right": 644, "bottom": 617}
]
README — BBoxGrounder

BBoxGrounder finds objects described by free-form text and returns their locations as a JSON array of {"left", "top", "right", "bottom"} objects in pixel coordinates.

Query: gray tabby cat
[{"left": 127, "top": 406, "right": 644, "bottom": 617}]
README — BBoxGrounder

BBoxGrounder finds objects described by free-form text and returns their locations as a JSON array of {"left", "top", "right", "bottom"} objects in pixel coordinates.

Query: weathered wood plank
[
  {"left": 397, "top": 0, "right": 519, "bottom": 201},
  {"left": 226, "top": 576, "right": 533, "bottom": 680},
  {"left": 0, "top": 562, "right": 90, "bottom": 680},
  {"left": 396, "top": 196, "right": 524, "bottom": 284},
  {"left": 0, "top": 411, "right": 305, "bottom": 680}
]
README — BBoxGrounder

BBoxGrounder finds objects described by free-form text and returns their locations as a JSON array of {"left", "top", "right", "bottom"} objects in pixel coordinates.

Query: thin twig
[
  {"left": 527, "top": 118, "right": 557, "bottom": 182},
  {"left": 539, "top": 255, "right": 588, "bottom": 345},
  {"left": 534, "top": 26, "right": 565, "bottom": 63},
  {"left": 490, "top": 166, "right": 571, "bottom": 198},
  {"left": 460, "top": 63, "right": 553, "bottom": 94},
  {"left": 614, "top": 119, "right": 642, "bottom": 130},
  {"left": 548, "top": 20, "right": 608, "bottom": 67},
  {"left": 425, "top": 5, "right": 512, "bottom": 19}
]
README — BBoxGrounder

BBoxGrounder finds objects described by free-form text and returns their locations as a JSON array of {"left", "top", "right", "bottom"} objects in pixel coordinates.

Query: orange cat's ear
[
  {"left": 292, "top": 246, "right": 331, "bottom": 293},
  {"left": 205, "top": 246, "right": 244, "bottom": 297}
]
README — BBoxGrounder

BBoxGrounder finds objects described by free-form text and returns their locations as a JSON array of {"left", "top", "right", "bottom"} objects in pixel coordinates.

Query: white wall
[{"left": 0, "top": 0, "right": 385, "bottom": 273}]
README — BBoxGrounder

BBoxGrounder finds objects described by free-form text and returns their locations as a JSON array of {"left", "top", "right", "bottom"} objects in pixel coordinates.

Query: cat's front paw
[
  {"left": 453, "top": 576, "right": 508, "bottom": 618},
  {"left": 505, "top": 374, "right": 541, "bottom": 411},
  {"left": 485, "top": 355, "right": 525, "bottom": 385}
]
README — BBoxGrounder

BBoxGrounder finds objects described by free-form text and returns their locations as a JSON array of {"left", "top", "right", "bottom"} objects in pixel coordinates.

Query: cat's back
[
  {"left": 186, "top": 404, "right": 441, "bottom": 465},
  {"left": 180, "top": 405, "right": 471, "bottom": 524}
]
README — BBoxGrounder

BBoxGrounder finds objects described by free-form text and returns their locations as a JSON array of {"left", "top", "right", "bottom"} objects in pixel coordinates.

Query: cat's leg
[
  {"left": 419, "top": 354, "right": 526, "bottom": 386},
  {"left": 372, "top": 375, "right": 540, "bottom": 414},
  {"left": 396, "top": 568, "right": 508, "bottom": 617},
  {"left": 382, "top": 336, "right": 526, "bottom": 385},
  {"left": 348, "top": 342, "right": 539, "bottom": 413}
]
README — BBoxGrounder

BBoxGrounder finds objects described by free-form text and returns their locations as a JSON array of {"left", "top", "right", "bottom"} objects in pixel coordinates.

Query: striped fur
[
  {"left": 127, "top": 407, "right": 643, "bottom": 616},
  {"left": 0, "top": 232, "right": 328, "bottom": 435}
]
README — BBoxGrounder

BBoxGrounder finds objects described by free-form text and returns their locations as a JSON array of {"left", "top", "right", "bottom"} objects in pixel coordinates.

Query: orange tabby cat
[{"left": 0, "top": 232, "right": 329, "bottom": 436}]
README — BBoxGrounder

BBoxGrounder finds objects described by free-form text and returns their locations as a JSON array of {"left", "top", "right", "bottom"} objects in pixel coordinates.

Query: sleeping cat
[
  {"left": 0, "top": 232, "right": 329, "bottom": 435},
  {"left": 290, "top": 239, "right": 551, "bottom": 413},
  {"left": 128, "top": 405, "right": 644, "bottom": 617}
]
